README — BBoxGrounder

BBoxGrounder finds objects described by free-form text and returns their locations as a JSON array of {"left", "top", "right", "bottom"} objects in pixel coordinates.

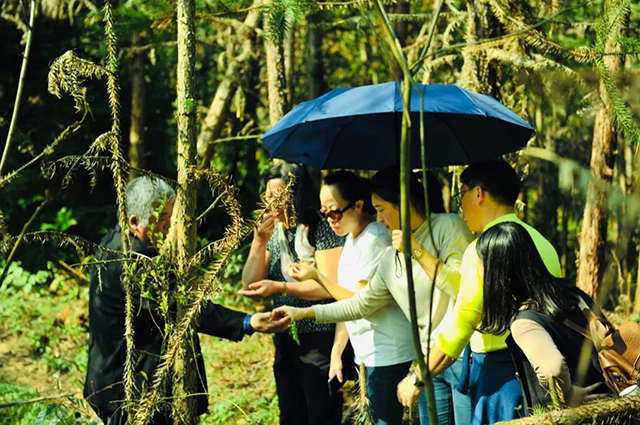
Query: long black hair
[
  {"left": 263, "top": 162, "right": 320, "bottom": 229},
  {"left": 369, "top": 167, "right": 445, "bottom": 216},
  {"left": 323, "top": 170, "right": 375, "bottom": 216},
  {"left": 476, "top": 222, "right": 577, "bottom": 335}
]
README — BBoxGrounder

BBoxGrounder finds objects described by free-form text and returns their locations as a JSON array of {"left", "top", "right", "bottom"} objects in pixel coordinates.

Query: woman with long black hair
[{"left": 476, "top": 222, "right": 610, "bottom": 412}]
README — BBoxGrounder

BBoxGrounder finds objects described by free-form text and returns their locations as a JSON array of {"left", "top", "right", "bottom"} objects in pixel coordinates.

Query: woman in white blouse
[{"left": 290, "top": 170, "right": 414, "bottom": 425}]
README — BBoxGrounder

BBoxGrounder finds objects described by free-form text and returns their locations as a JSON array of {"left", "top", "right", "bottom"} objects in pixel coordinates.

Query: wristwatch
[
  {"left": 410, "top": 371, "right": 424, "bottom": 388},
  {"left": 412, "top": 246, "right": 424, "bottom": 260}
]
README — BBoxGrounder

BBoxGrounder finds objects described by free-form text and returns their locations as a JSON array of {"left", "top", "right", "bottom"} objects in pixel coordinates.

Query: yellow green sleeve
[{"left": 437, "top": 241, "right": 484, "bottom": 358}]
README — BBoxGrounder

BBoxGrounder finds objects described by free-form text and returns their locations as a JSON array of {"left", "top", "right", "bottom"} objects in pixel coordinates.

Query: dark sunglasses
[{"left": 318, "top": 202, "right": 354, "bottom": 222}]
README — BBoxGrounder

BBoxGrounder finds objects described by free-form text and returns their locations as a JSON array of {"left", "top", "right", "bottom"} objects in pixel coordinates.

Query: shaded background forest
[{"left": 0, "top": 0, "right": 639, "bottom": 422}]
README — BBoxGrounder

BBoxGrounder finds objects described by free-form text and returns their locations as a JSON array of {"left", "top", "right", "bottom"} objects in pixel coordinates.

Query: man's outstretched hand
[{"left": 250, "top": 312, "right": 291, "bottom": 333}]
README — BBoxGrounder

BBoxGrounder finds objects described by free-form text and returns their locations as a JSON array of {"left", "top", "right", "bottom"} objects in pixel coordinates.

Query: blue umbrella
[{"left": 261, "top": 82, "right": 534, "bottom": 169}]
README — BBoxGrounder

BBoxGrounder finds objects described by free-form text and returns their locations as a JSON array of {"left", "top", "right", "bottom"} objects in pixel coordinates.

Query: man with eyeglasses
[{"left": 410, "top": 160, "right": 562, "bottom": 423}]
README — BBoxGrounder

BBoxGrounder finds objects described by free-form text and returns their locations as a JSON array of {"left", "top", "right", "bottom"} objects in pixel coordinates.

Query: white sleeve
[{"left": 315, "top": 257, "right": 393, "bottom": 323}]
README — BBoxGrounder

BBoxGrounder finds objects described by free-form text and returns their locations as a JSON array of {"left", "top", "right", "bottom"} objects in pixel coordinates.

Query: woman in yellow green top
[{"left": 425, "top": 160, "right": 562, "bottom": 424}]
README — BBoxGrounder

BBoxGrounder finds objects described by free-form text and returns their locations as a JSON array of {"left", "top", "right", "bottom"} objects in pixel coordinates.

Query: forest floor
[
  {"left": 0, "top": 275, "right": 285, "bottom": 424},
  {"left": 0, "top": 273, "right": 378, "bottom": 424}
]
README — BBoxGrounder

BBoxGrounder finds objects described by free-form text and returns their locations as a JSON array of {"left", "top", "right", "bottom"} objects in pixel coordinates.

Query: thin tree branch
[
  {"left": 0, "top": 392, "right": 74, "bottom": 409},
  {"left": 0, "top": 0, "right": 36, "bottom": 176},
  {"left": 422, "top": 3, "right": 589, "bottom": 61},
  {"left": 0, "top": 194, "right": 49, "bottom": 289}
]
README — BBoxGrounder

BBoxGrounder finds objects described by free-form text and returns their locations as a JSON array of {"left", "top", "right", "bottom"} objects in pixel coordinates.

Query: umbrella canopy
[{"left": 261, "top": 82, "right": 535, "bottom": 170}]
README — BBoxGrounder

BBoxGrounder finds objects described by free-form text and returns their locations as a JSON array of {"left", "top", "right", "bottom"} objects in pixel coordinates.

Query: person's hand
[
  {"left": 391, "top": 229, "right": 419, "bottom": 253},
  {"left": 397, "top": 374, "right": 423, "bottom": 407},
  {"left": 271, "top": 305, "right": 314, "bottom": 322},
  {"left": 288, "top": 262, "right": 318, "bottom": 282},
  {"left": 255, "top": 215, "right": 275, "bottom": 244},
  {"left": 567, "top": 382, "right": 603, "bottom": 407},
  {"left": 250, "top": 312, "right": 291, "bottom": 333},
  {"left": 329, "top": 356, "right": 344, "bottom": 383},
  {"left": 238, "top": 279, "right": 282, "bottom": 299}
]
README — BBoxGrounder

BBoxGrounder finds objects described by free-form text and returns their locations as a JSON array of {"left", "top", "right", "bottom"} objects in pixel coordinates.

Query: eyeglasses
[
  {"left": 451, "top": 187, "right": 471, "bottom": 203},
  {"left": 318, "top": 202, "right": 354, "bottom": 222}
]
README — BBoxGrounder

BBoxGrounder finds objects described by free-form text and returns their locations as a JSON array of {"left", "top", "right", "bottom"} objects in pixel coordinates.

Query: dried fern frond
[
  {"left": 0, "top": 230, "right": 120, "bottom": 259},
  {"left": 0, "top": 120, "right": 83, "bottom": 190},
  {"left": 48, "top": 50, "right": 108, "bottom": 114},
  {"left": 0, "top": 209, "right": 9, "bottom": 242},
  {"left": 350, "top": 362, "right": 373, "bottom": 425}
]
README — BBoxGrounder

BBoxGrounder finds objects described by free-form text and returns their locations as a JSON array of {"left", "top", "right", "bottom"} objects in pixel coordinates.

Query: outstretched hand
[
  {"left": 250, "top": 312, "right": 291, "bottom": 333},
  {"left": 287, "top": 262, "right": 318, "bottom": 282},
  {"left": 238, "top": 279, "right": 281, "bottom": 299},
  {"left": 271, "top": 305, "right": 314, "bottom": 322}
]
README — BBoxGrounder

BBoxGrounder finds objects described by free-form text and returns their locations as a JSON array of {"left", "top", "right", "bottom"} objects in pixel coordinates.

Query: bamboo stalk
[{"left": 371, "top": 0, "right": 440, "bottom": 423}]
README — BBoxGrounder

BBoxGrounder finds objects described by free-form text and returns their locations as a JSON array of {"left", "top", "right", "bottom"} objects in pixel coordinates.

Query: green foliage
[
  {"left": 288, "top": 316, "right": 300, "bottom": 345},
  {"left": 184, "top": 97, "right": 196, "bottom": 114},
  {"left": 0, "top": 378, "right": 96, "bottom": 425},
  {"left": 264, "top": 0, "right": 312, "bottom": 44},
  {"left": 40, "top": 208, "right": 78, "bottom": 233},
  {"left": 592, "top": 0, "right": 640, "bottom": 144},
  {"left": 1, "top": 261, "right": 49, "bottom": 294}
]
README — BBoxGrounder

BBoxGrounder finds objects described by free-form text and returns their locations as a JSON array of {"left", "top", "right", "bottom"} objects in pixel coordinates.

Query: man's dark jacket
[{"left": 83, "top": 226, "right": 247, "bottom": 418}]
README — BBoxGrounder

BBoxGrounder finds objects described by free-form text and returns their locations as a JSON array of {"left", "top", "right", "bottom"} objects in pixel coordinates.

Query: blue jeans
[
  {"left": 366, "top": 361, "right": 413, "bottom": 425},
  {"left": 418, "top": 358, "right": 472, "bottom": 425}
]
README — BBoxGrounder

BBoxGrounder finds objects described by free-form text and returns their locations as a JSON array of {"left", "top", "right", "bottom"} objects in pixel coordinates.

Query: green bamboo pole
[{"left": 371, "top": 0, "right": 440, "bottom": 423}]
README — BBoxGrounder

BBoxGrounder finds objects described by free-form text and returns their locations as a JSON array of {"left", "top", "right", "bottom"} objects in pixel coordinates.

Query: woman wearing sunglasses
[
  {"left": 240, "top": 162, "right": 348, "bottom": 425},
  {"left": 313, "top": 170, "right": 414, "bottom": 425},
  {"left": 284, "top": 168, "right": 474, "bottom": 425}
]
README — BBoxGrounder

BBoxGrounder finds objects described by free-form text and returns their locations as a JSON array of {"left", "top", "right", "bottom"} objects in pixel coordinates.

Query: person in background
[
  {"left": 427, "top": 160, "right": 563, "bottom": 424},
  {"left": 274, "top": 168, "right": 474, "bottom": 425},
  {"left": 240, "top": 162, "right": 347, "bottom": 425},
  {"left": 476, "top": 222, "right": 609, "bottom": 413}
]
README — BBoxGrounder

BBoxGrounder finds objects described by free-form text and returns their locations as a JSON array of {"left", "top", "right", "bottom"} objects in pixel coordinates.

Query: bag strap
[{"left": 562, "top": 294, "right": 615, "bottom": 350}]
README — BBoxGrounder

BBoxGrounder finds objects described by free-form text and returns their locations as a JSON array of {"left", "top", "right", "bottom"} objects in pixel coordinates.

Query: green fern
[
  {"left": 264, "top": 0, "right": 312, "bottom": 44},
  {"left": 288, "top": 316, "right": 300, "bottom": 345}
]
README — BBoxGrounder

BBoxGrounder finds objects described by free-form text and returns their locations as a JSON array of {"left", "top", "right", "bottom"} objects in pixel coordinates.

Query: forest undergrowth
[{"left": 0, "top": 258, "right": 284, "bottom": 424}]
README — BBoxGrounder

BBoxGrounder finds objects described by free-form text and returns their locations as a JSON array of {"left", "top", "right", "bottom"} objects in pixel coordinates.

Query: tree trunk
[
  {"left": 460, "top": 0, "right": 500, "bottom": 96},
  {"left": 264, "top": 20, "right": 286, "bottom": 126},
  {"left": 196, "top": 4, "right": 261, "bottom": 162},
  {"left": 635, "top": 246, "right": 640, "bottom": 313},
  {"left": 283, "top": 25, "right": 294, "bottom": 109},
  {"left": 502, "top": 393, "right": 640, "bottom": 425},
  {"left": 173, "top": 0, "right": 199, "bottom": 421},
  {"left": 576, "top": 13, "right": 623, "bottom": 298},
  {"left": 128, "top": 33, "right": 146, "bottom": 177},
  {"left": 305, "top": 12, "right": 324, "bottom": 99},
  {"left": 391, "top": 0, "right": 409, "bottom": 80}
]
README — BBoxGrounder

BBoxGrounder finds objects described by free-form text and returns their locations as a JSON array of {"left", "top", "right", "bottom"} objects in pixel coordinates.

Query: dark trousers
[
  {"left": 274, "top": 331, "right": 350, "bottom": 425},
  {"left": 366, "top": 361, "right": 412, "bottom": 425}
]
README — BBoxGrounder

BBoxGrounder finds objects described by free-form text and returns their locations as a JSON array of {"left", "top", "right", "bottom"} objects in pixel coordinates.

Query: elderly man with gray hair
[{"left": 84, "top": 176, "right": 290, "bottom": 424}]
